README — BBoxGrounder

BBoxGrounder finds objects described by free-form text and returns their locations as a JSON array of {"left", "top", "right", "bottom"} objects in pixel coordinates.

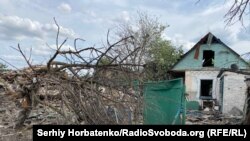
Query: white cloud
[
  {"left": 109, "top": 10, "right": 131, "bottom": 24},
  {"left": 32, "top": 45, "right": 52, "bottom": 56},
  {"left": 83, "top": 10, "right": 97, "bottom": 18},
  {"left": 50, "top": 44, "right": 75, "bottom": 51},
  {"left": 109, "top": 0, "right": 128, "bottom": 7},
  {"left": 0, "top": 53, "right": 28, "bottom": 69},
  {"left": 200, "top": 1, "right": 231, "bottom": 16},
  {"left": 231, "top": 41, "right": 250, "bottom": 55},
  {"left": 237, "top": 25, "right": 250, "bottom": 41},
  {"left": 0, "top": 15, "right": 77, "bottom": 41},
  {"left": 32, "top": 42, "right": 75, "bottom": 57},
  {"left": 121, "top": 11, "right": 130, "bottom": 22},
  {"left": 82, "top": 10, "right": 104, "bottom": 24},
  {"left": 89, "top": 0, "right": 128, "bottom": 7},
  {"left": 1, "top": 54, "right": 24, "bottom": 61},
  {"left": 82, "top": 18, "right": 103, "bottom": 24},
  {"left": 154, "top": 1, "right": 248, "bottom": 54},
  {"left": 57, "top": 3, "right": 72, "bottom": 13},
  {"left": 163, "top": 33, "right": 195, "bottom": 51},
  {"left": 1, "top": 42, "right": 77, "bottom": 68}
]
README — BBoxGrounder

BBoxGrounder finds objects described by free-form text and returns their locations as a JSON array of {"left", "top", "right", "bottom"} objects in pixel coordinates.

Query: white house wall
[
  {"left": 185, "top": 70, "right": 220, "bottom": 105},
  {"left": 222, "top": 72, "right": 246, "bottom": 113}
]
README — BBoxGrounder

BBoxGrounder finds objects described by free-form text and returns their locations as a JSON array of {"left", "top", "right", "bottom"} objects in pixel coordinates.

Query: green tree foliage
[
  {"left": 99, "top": 57, "right": 112, "bottom": 65},
  {"left": 115, "top": 12, "right": 183, "bottom": 81},
  {"left": 145, "top": 37, "right": 183, "bottom": 80},
  {"left": 0, "top": 63, "right": 7, "bottom": 71}
]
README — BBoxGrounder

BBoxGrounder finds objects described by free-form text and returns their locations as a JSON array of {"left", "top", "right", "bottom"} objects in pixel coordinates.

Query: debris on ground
[
  {"left": 0, "top": 87, "right": 62, "bottom": 141},
  {"left": 186, "top": 110, "right": 243, "bottom": 125},
  {"left": 228, "top": 107, "right": 243, "bottom": 116}
]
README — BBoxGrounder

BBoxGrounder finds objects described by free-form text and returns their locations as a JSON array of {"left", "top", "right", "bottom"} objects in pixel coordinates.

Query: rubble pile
[
  {"left": 0, "top": 64, "right": 143, "bottom": 140},
  {"left": 0, "top": 69, "right": 63, "bottom": 141},
  {"left": 186, "top": 110, "right": 243, "bottom": 125}
]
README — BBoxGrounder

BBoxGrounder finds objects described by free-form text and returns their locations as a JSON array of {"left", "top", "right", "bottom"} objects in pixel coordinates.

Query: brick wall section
[{"left": 222, "top": 72, "right": 246, "bottom": 113}]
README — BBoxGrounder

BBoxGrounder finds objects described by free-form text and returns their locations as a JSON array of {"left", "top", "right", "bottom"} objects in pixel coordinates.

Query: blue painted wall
[{"left": 172, "top": 44, "right": 249, "bottom": 70}]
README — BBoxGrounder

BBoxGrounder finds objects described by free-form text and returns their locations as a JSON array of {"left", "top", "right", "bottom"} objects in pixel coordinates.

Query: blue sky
[{"left": 0, "top": 0, "right": 250, "bottom": 68}]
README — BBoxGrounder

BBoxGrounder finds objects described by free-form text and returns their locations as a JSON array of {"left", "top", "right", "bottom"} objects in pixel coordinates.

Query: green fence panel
[{"left": 143, "top": 78, "right": 186, "bottom": 124}]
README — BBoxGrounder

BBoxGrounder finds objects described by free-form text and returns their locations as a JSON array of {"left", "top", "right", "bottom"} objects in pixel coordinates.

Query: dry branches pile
[{"left": 0, "top": 19, "right": 147, "bottom": 127}]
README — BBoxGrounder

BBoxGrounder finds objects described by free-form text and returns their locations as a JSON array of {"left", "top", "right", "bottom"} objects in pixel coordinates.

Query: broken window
[
  {"left": 200, "top": 80, "right": 213, "bottom": 99},
  {"left": 202, "top": 50, "right": 214, "bottom": 67}
]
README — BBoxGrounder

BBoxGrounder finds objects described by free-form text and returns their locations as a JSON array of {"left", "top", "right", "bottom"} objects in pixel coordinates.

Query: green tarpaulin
[{"left": 143, "top": 78, "right": 186, "bottom": 124}]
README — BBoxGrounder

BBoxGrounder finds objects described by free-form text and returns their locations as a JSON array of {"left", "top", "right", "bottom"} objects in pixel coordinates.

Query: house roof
[
  {"left": 171, "top": 32, "right": 249, "bottom": 70},
  {"left": 217, "top": 69, "right": 250, "bottom": 78}
]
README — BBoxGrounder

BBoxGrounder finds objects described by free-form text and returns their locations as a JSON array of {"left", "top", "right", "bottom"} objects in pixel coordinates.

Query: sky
[{"left": 0, "top": 0, "right": 250, "bottom": 69}]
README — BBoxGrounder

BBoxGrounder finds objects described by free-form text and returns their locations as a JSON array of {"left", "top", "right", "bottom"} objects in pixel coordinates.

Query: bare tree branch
[
  {"left": 3, "top": 17, "right": 145, "bottom": 126},
  {"left": 224, "top": 0, "right": 250, "bottom": 25},
  {"left": 10, "top": 44, "right": 34, "bottom": 71}
]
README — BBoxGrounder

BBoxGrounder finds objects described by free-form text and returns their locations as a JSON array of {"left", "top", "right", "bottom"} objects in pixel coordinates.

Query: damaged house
[{"left": 170, "top": 32, "right": 249, "bottom": 113}]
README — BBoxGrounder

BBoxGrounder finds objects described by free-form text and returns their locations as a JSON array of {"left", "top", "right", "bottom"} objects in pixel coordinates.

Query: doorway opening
[{"left": 200, "top": 80, "right": 213, "bottom": 99}]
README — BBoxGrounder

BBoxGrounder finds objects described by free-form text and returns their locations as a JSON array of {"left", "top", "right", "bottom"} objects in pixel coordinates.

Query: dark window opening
[
  {"left": 200, "top": 80, "right": 213, "bottom": 99},
  {"left": 202, "top": 50, "right": 214, "bottom": 67}
]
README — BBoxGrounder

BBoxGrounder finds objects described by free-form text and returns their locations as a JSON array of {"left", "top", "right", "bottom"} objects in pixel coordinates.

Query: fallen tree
[{"left": 0, "top": 18, "right": 147, "bottom": 127}]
